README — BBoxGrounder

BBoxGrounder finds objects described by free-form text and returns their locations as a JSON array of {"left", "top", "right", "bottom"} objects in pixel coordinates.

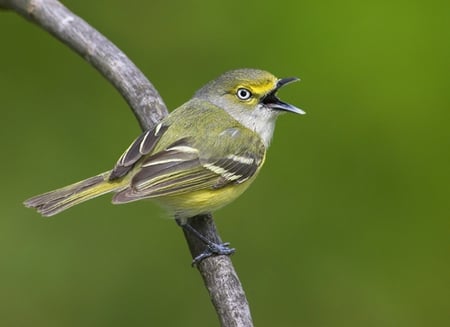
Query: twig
[
  {"left": 182, "top": 214, "right": 253, "bottom": 326},
  {"left": 1, "top": 0, "right": 253, "bottom": 326}
]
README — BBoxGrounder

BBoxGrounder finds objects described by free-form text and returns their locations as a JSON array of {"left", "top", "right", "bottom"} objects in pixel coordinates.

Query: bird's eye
[{"left": 236, "top": 88, "right": 252, "bottom": 101}]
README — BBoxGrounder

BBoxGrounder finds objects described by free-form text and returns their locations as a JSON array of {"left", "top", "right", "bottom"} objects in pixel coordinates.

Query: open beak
[{"left": 262, "top": 77, "right": 305, "bottom": 114}]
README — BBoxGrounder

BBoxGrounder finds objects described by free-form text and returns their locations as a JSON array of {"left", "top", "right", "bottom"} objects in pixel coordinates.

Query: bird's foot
[{"left": 192, "top": 242, "right": 235, "bottom": 266}]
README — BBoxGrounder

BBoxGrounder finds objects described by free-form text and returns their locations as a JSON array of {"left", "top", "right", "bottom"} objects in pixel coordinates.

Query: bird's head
[
  {"left": 196, "top": 68, "right": 304, "bottom": 115},
  {"left": 195, "top": 68, "right": 304, "bottom": 146}
]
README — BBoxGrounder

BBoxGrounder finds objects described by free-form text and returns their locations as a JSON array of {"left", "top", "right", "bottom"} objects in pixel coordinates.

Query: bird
[{"left": 24, "top": 68, "right": 304, "bottom": 261}]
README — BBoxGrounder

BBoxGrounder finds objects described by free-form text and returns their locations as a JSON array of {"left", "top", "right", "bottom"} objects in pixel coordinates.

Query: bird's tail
[{"left": 24, "top": 171, "right": 124, "bottom": 217}]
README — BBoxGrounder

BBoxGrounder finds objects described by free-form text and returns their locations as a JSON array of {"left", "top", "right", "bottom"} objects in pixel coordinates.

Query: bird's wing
[
  {"left": 112, "top": 127, "right": 265, "bottom": 203},
  {"left": 108, "top": 123, "right": 169, "bottom": 180}
]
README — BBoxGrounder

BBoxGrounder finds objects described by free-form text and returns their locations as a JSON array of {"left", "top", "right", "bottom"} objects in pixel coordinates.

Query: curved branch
[
  {"left": 2, "top": 0, "right": 253, "bottom": 326},
  {"left": 183, "top": 214, "right": 253, "bottom": 326}
]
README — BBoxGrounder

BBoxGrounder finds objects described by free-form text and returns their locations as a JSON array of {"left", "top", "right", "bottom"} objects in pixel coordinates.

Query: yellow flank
[
  {"left": 157, "top": 152, "right": 266, "bottom": 218},
  {"left": 157, "top": 176, "right": 256, "bottom": 218}
]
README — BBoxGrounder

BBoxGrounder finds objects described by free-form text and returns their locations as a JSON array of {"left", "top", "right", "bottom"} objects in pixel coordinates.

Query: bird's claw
[{"left": 192, "top": 242, "right": 235, "bottom": 266}]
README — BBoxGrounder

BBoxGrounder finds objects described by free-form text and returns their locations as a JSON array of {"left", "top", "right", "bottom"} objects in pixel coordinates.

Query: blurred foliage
[{"left": 1, "top": 0, "right": 449, "bottom": 326}]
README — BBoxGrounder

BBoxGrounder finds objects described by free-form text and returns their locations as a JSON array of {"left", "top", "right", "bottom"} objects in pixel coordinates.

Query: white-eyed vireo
[{"left": 24, "top": 69, "right": 304, "bottom": 256}]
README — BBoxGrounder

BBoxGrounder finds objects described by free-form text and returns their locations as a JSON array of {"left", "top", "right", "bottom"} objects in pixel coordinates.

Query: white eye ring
[{"left": 236, "top": 88, "right": 252, "bottom": 101}]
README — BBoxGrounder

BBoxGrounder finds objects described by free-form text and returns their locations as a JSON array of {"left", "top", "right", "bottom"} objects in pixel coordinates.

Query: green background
[{"left": 1, "top": 0, "right": 449, "bottom": 326}]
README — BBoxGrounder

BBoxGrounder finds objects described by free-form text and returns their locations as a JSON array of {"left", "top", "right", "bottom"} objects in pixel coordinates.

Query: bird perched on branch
[{"left": 24, "top": 68, "right": 304, "bottom": 261}]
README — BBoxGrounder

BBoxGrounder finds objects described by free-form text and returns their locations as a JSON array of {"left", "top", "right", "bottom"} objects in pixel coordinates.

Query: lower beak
[{"left": 263, "top": 77, "right": 305, "bottom": 115}]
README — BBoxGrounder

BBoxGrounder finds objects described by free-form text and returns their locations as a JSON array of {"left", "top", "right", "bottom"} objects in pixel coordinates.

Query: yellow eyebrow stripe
[{"left": 236, "top": 77, "right": 277, "bottom": 96}]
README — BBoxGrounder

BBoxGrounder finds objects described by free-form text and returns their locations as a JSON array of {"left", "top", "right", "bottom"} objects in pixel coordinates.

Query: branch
[
  {"left": 182, "top": 215, "right": 253, "bottom": 326},
  {"left": 1, "top": 0, "right": 253, "bottom": 326}
]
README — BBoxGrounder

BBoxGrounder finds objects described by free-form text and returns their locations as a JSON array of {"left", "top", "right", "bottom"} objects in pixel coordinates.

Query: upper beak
[{"left": 262, "top": 77, "right": 305, "bottom": 114}]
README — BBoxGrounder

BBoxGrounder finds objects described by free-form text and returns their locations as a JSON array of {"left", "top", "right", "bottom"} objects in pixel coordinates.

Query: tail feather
[{"left": 24, "top": 171, "right": 122, "bottom": 217}]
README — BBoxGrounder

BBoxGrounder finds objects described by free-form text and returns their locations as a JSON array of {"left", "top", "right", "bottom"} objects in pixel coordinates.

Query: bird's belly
[{"left": 156, "top": 181, "right": 253, "bottom": 218}]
